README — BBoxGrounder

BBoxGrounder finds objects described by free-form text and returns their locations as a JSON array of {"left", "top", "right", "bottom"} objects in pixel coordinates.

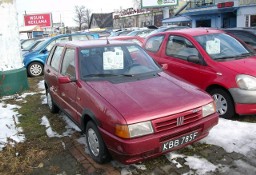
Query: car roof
[
  {"left": 158, "top": 28, "right": 223, "bottom": 37},
  {"left": 55, "top": 39, "right": 134, "bottom": 48},
  {"left": 222, "top": 28, "right": 256, "bottom": 35}
]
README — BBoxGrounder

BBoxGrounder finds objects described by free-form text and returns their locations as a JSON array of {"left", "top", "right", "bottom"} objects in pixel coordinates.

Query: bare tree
[
  {"left": 73, "top": 5, "right": 91, "bottom": 31},
  {"left": 133, "top": 0, "right": 141, "bottom": 9}
]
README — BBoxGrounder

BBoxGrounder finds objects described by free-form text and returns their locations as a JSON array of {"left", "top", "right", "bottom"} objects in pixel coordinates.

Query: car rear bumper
[{"left": 100, "top": 113, "right": 218, "bottom": 164}]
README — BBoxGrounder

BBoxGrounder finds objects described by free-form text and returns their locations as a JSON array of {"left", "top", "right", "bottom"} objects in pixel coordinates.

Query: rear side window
[
  {"left": 144, "top": 35, "right": 164, "bottom": 52},
  {"left": 50, "top": 46, "right": 64, "bottom": 71},
  {"left": 61, "top": 48, "right": 76, "bottom": 79}
]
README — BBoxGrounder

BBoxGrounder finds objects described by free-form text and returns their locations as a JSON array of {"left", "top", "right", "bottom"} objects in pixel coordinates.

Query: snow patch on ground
[
  {"left": 0, "top": 102, "right": 25, "bottom": 151},
  {"left": 201, "top": 118, "right": 256, "bottom": 157}
]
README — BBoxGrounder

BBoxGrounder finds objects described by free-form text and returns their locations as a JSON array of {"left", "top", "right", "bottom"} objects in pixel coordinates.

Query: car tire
[
  {"left": 46, "top": 89, "right": 59, "bottom": 113},
  {"left": 28, "top": 62, "right": 44, "bottom": 77},
  {"left": 209, "top": 88, "right": 235, "bottom": 119},
  {"left": 85, "top": 121, "right": 111, "bottom": 164}
]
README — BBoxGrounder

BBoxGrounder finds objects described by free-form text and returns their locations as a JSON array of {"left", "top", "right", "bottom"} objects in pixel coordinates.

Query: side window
[
  {"left": 50, "top": 46, "right": 64, "bottom": 71},
  {"left": 47, "top": 45, "right": 56, "bottom": 65},
  {"left": 71, "top": 35, "right": 89, "bottom": 41},
  {"left": 166, "top": 36, "right": 199, "bottom": 60},
  {"left": 61, "top": 48, "right": 76, "bottom": 79},
  {"left": 145, "top": 35, "right": 164, "bottom": 52}
]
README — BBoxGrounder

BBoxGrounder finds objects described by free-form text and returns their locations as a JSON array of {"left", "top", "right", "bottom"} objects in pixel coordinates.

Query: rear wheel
[
  {"left": 28, "top": 62, "right": 44, "bottom": 77},
  {"left": 85, "top": 121, "right": 111, "bottom": 164},
  {"left": 46, "top": 89, "right": 59, "bottom": 113},
  {"left": 209, "top": 88, "right": 235, "bottom": 119}
]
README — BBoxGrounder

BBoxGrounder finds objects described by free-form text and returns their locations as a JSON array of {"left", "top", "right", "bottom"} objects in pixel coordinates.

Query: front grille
[{"left": 152, "top": 108, "right": 202, "bottom": 133}]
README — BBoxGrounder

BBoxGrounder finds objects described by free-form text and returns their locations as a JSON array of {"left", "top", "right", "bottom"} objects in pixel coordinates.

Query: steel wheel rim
[
  {"left": 212, "top": 93, "right": 227, "bottom": 115},
  {"left": 47, "top": 92, "right": 53, "bottom": 110},
  {"left": 30, "top": 64, "right": 42, "bottom": 76},
  {"left": 87, "top": 128, "right": 99, "bottom": 156}
]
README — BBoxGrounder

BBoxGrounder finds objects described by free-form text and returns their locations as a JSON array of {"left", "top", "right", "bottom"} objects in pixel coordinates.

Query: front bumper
[
  {"left": 229, "top": 88, "right": 256, "bottom": 115},
  {"left": 229, "top": 88, "right": 256, "bottom": 104},
  {"left": 100, "top": 113, "right": 218, "bottom": 164}
]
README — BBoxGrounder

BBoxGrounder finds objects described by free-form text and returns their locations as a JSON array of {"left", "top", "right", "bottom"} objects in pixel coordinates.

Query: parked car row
[{"left": 22, "top": 33, "right": 93, "bottom": 77}]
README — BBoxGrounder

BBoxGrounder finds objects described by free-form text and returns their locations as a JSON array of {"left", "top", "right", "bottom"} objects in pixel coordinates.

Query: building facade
[
  {"left": 113, "top": 7, "right": 173, "bottom": 29},
  {"left": 163, "top": 0, "right": 256, "bottom": 28}
]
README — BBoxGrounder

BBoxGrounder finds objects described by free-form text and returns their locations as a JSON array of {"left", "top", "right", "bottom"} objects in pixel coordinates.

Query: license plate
[{"left": 162, "top": 131, "right": 198, "bottom": 152}]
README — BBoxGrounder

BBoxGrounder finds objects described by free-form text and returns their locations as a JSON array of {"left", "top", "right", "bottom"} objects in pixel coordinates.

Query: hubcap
[
  {"left": 47, "top": 92, "right": 53, "bottom": 110},
  {"left": 87, "top": 128, "right": 99, "bottom": 156},
  {"left": 30, "top": 64, "right": 42, "bottom": 76},
  {"left": 212, "top": 93, "right": 227, "bottom": 115}
]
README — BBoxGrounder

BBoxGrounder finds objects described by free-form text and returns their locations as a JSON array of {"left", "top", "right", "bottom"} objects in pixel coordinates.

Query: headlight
[
  {"left": 236, "top": 74, "right": 256, "bottom": 90},
  {"left": 115, "top": 121, "right": 154, "bottom": 138},
  {"left": 202, "top": 102, "right": 216, "bottom": 117}
]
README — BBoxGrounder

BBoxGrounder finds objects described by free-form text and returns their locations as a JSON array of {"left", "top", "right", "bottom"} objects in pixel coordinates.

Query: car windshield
[
  {"left": 23, "top": 39, "right": 44, "bottom": 51},
  {"left": 79, "top": 44, "right": 161, "bottom": 78},
  {"left": 194, "top": 33, "right": 253, "bottom": 60}
]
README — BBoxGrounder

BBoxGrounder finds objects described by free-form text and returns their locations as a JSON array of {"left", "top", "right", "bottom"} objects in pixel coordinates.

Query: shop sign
[{"left": 24, "top": 13, "right": 52, "bottom": 27}]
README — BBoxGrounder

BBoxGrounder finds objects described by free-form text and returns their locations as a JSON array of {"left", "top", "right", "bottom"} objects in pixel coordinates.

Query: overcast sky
[{"left": 16, "top": 0, "right": 134, "bottom": 27}]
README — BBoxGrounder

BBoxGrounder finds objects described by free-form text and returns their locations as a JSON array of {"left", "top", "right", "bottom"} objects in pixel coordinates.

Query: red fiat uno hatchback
[{"left": 44, "top": 40, "right": 218, "bottom": 164}]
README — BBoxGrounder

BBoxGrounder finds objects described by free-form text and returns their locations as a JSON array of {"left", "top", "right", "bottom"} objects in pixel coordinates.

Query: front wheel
[
  {"left": 85, "top": 121, "right": 111, "bottom": 164},
  {"left": 209, "top": 88, "right": 235, "bottom": 119},
  {"left": 28, "top": 62, "right": 44, "bottom": 77}
]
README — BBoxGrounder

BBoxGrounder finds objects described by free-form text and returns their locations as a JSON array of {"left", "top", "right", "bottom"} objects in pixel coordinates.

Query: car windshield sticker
[
  {"left": 206, "top": 38, "right": 220, "bottom": 54},
  {"left": 103, "top": 50, "right": 124, "bottom": 70}
]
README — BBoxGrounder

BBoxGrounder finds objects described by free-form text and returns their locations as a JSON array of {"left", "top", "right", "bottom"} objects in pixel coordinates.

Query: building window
[{"left": 251, "top": 15, "right": 256, "bottom": 27}]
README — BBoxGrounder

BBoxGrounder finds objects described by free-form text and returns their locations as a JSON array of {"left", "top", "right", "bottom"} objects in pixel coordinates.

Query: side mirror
[
  {"left": 161, "top": 63, "right": 168, "bottom": 70},
  {"left": 187, "top": 55, "right": 200, "bottom": 64},
  {"left": 41, "top": 49, "right": 48, "bottom": 54}
]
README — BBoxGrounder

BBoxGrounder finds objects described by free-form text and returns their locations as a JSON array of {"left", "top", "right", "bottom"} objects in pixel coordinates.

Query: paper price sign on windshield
[
  {"left": 206, "top": 38, "right": 220, "bottom": 54},
  {"left": 103, "top": 51, "right": 124, "bottom": 70}
]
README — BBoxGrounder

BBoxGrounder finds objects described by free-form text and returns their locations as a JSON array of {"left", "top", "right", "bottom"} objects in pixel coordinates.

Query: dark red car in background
[
  {"left": 44, "top": 40, "right": 218, "bottom": 164},
  {"left": 143, "top": 28, "right": 256, "bottom": 119},
  {"left": 109, "top": 35, "right": 145, "bottom": 46}
]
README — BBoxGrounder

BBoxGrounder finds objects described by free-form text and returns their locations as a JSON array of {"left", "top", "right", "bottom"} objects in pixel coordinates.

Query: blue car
[{"left": 23, "top": 33, "right": 91, "bottom": 77}]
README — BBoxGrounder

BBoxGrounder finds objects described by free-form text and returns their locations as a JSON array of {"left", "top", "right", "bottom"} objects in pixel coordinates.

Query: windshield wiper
[
  {"left": 83, "top": 73, "right": 119, "bottom": 77},
  {"left": 83, "top": 73, "right": 135, "bottom": 78},
  {"left": 237, "top": 53, "right": 254, "bottom": 57},
  {"left": 214, "top": 56, "right": 235, "bottom": 60}
]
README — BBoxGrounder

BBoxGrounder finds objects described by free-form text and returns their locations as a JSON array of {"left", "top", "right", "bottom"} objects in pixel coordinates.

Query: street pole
[{"left": 0, "top": 0, "right": 29, "bottom": 96}]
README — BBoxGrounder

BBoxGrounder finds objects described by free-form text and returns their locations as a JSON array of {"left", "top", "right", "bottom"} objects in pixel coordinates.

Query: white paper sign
[
  {"left": 206, "top": 38, "right": 220, "bottom": 54},
  {"left": 103, "top": 50, "right": 124, "bottom": 70}
]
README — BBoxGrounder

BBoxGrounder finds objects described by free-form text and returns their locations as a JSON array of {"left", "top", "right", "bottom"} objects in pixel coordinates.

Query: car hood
[
  {"left": 22, "top": 50, "right": 38, "bottom": 57},
  {"left": 218, "top": 56, "right": 256, "bottom": 76},
  {"left": 87, "top": 73, "right": 212, "bottom": 123}
]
